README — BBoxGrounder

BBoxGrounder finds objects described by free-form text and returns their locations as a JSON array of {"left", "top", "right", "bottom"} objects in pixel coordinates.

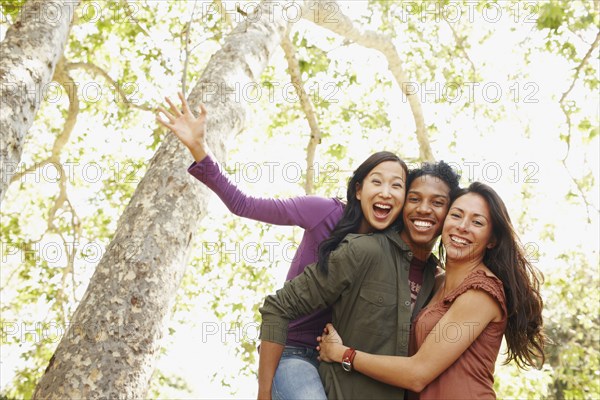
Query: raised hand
[{"left": 156, "top": 92, "right": 208, "bottom": 162}]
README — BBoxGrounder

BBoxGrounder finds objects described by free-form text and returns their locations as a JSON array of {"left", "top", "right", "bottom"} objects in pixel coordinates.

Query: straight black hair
[{"left": 316, "top": 152, "right": 408, "bottom": 273}]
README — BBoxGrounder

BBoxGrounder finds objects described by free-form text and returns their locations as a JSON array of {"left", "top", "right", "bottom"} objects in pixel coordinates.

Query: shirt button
[
  {"left": 378, "top": 296, "right": 383, "bottom": 303},
  {"left": 408, "top": 252, "right": 413, "bottom": 258},
  {"left": 404, "top": 300, "right": 411, "bottom": 307}
]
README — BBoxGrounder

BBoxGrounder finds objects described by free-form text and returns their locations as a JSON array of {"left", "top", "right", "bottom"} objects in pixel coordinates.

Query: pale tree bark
[
  {"left": 302, "top": 0, "right": 434, "bottom": 161},
  {"left": 280, "top": 31, "right": 322, "bottom": 195},
  {"left": 32, "top": 1, "right": 288, "bottom": 398},
  {"left": 0, "top": 0, "right": 80, "bottom": 205}
]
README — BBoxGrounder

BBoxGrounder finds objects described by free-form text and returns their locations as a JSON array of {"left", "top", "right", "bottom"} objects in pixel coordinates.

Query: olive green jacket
[{"left": 259, "top": 228, "right": 439, "bottom": 399}]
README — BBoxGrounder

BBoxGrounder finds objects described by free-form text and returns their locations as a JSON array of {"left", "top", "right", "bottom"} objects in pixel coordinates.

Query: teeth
[
  {"left": 451, "top": 235, "right": 469, "bottom": 245},
  {"left": 414, "top": 220, "right": 433, "bottom": 228},
  {"left": 374, "top": 204, "right": 391, "bottom": 210}
]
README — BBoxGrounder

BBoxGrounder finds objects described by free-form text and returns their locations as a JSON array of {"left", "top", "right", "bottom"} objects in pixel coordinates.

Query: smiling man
[{"left": 400, "top": 162, "right": 461, "bottom": 311}]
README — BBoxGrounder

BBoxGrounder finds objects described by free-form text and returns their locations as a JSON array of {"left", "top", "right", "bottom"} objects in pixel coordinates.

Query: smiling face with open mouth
[
  {"left": 356, "top": 160, "right": 407, "bottom": 233},
  {"left": 442, "top": 192, "right": 496, "bottom": 264},
  {"left": 400, "top": 175, "right": 451, "bottom": 259}
]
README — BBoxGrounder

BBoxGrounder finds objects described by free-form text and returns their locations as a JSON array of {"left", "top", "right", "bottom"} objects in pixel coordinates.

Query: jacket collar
[{"left": 381, "top": 227, "right": 439, "bottom": 269}]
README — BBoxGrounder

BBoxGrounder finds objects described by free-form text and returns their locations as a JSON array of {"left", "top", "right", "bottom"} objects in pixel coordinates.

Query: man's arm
[{"left": 257, "top": 341, "right": 284, "bottom": 400}]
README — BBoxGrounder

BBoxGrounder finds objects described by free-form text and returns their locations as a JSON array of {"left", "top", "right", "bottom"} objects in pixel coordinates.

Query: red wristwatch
[{"left": 341, "top": 348, "right": 356, "bottom": 372}]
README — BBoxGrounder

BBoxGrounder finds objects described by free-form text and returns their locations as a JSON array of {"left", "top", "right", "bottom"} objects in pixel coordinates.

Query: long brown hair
[{"left": 456, "top": 182, "right": 546, "bottom": 368}]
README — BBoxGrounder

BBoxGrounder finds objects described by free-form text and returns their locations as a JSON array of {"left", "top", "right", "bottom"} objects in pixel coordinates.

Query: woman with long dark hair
[
  {"left": 317, "top": 182, "right": 545, "bottom": 399},
  {"left": 157, "top": 93, "right": 410, "bottom": 399}
]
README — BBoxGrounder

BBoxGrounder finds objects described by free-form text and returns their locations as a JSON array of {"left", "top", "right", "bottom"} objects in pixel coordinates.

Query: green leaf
[{"left": 537, "top": 2, "right": 566, "bottom": 31}]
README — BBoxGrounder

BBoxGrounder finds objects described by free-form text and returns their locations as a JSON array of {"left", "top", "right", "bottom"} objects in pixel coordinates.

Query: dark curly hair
[{"left": 406, "top": 160, "right": 462, "bottom": 202}]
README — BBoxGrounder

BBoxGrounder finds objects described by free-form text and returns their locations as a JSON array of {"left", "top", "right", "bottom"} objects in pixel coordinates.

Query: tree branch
[
  {"left": 65, "top": 61, "right": 154, "bottom": 111},
  {"left": 7, "top": 58, "right": 83, "bottom": 322},
  {"left": 558, "top": 29, "right": 600, "bottom": 223},
  {"left": 445, "top": 19, "right": 478, "bottom": 117},
  {"left": 56, "top": 200, "right": 82, "bottom": 319},
  {"left": 0, "top": 0, "right": 81, "bottom": 204},
  {"left": 559, "top": 29, "right": 600, "bottom": 105},
  {"left": 302, "top": 0, "right": 434, "bottom": 161},
  {"left": 280, "top": 31, "right": 323, "bottom": 195},
  {"left": 52, "top": 61, "right": 80, "bottom": 157},
  {"left": 43, "top": 60, "right": 82, "bottom": 316},
  {"left": 10, "top": 159, "right": 52, "bottom": 184},
  {"left": 214, "top": 0, "right": 233, "bottom": 28},
  {"left": 181, "top": 1, "right": 200, "bottom": 97},
  {"left": 10, "top": 60, "right": 79, "bottom": 214},
  {"left": 45, "top": 60, "right": 79, "bottom": 228},
  {"left": 560, "top": 159, "right": 597, "bottom": 224}
]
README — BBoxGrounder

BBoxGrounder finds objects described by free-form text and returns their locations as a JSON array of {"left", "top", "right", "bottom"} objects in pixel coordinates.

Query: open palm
[{"left": 156, "top": 92, "right": 207, "bottom": 154}]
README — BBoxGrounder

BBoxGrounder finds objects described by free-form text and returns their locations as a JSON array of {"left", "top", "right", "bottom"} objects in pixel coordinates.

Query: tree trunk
[
  {"left": 32, "top": 1, "right": 288, "bottom": 398},
  {"left": 0, "top": 0, "right": 80, "bottom": 204}
]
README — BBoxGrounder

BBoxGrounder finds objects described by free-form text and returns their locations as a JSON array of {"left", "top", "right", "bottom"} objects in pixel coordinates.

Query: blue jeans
[{"left": 272, "top": 345, "right": 327, "bottom": 400}]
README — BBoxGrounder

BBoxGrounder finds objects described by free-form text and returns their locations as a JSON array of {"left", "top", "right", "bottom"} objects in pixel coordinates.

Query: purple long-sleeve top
[{"left": 188, "top": 155, "right": 344, "bottom": 348}]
